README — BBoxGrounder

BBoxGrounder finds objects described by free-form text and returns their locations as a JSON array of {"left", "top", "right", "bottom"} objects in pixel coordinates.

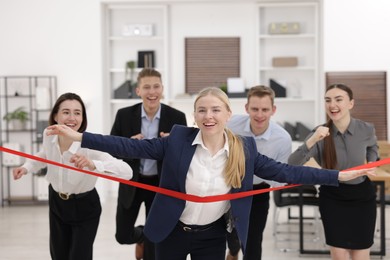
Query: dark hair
[
  {"left": 246, "top": 85, "right": 275, "bottom": 106},
  {"left": 49, "top": 93, "right": 87, "bottom": 133},
  {"left": 137, "top": 68, "right": 162, "bottom": 85},
  {"left": 323, "top": 84, "right": 353, "bottom": 169},
  {"left": 326, "top": 83, "right": 353, "bottom": 100}
]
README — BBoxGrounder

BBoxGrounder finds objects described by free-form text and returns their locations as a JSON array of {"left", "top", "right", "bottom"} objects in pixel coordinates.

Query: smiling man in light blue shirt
[{"left": 226, "top": 85, "right": 292, "bottom": 260}]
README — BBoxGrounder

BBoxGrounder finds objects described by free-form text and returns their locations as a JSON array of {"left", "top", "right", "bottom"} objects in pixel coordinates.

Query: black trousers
[
  {"left": 155, "top": 217, "right": 227, "bottom": 260},
  {"left": 115, "top": 175, "right": 158, "bottom": 260},
  {"left": 48, "top": 185, "right": 101, "bottom": 260},
  {"left": 226, "top": 184, "right": 270, "bottom": 260}
]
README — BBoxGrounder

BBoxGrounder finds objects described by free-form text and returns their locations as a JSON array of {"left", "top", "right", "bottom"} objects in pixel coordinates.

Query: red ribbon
[{"left": 0, "top": 145, "right": 388, "bottom": 203}]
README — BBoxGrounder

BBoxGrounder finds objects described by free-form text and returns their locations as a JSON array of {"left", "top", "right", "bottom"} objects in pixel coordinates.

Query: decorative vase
[{"left": 11, "top": 120, "right": 26, "bottom": 130}]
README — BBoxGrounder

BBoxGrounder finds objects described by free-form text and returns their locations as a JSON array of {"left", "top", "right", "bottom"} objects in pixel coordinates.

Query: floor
[{"left": 0, "top": 180, "right": 389, "bottom": 260}]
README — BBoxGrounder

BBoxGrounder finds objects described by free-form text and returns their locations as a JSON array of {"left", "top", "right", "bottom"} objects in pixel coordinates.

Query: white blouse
[
  {"left": 179, "top": 131, "right": 231, "bottom": 225},
  {"left": 22, "top": 129, "right": 133, "bottom": 194}
]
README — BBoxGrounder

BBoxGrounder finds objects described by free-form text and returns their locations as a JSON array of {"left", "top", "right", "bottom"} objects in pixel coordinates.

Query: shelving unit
[
  {"left": 101, "top": 1, "right": 324, "bottom": 133},
  {"left": 102, "top": 3, "right": 169, "bottom": 133},
  {"left": 0, "top": 76, "right": 57, "bottom": 206},
  {"left": 256, "top": 1, "right": 323, "bottom": 129}
]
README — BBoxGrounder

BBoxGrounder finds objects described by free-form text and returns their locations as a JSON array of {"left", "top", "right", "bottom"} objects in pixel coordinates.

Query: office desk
[{"left": 298, "top": 170, "right": 388, "bottom": 256}]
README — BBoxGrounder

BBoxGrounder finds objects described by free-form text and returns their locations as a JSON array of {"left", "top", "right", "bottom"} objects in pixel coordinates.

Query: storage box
[
  {"left": 268, "top": 22, "right": 300, "bottom": 35},
  {"left": 272, "top": 57, "right": 298, "bottom": 67},
  {"left": 122, "top": 24, "right": 154, "bottom": 37},
  {"left": 227, "top": 78, "right": 245, "bottom": 93}
]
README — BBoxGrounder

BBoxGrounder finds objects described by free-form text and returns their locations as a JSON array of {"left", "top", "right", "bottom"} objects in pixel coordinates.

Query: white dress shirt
[
  {"left": 22, "top": 129, "right": 133, "bottom": 194},
  {"left": 179, "top": 131, "right": 231, "bottom": 225}
]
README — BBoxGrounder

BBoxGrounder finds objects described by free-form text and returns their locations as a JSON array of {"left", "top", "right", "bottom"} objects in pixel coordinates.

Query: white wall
[
  {"left": 323, "top": 0, "right": 390, "bottom": 138},
  {"left": 324, "top": 0, "right": 390, "bottom": 71},
  {"left": 0, "top": 0, "right": 103, "bottom": 133}
]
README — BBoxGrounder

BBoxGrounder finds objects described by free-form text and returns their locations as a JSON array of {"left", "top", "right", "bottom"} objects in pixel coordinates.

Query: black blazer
[{"left": 110, "top": 102, "right": 187, "bottom": 208}]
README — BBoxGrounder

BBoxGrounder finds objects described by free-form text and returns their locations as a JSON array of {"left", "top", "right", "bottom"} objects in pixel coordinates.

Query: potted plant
[
  {"left": 219, "top": 83, "right": 228, "bottom": 94},
  {"left": 125, "top": 60, "right": 138, "bottom": 98},
  {"left": 3, "top": 106, "right": 29, "bottom": 130}
]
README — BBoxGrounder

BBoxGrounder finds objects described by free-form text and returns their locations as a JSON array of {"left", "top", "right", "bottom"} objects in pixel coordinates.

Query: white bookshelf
[
  {"left": 101, "top": 1, "right": 324, "bottom": 132},
  {"left": 256, "top": 1, "right": 323, "bottom": 129},
  {"left": 101, "top": 3, "right": 169, "bottom": 133}
]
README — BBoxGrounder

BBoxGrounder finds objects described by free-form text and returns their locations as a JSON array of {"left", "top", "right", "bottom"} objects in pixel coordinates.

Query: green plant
[
  {"left": 125, "top": 60, "right": 136, "bottom": 83},
  {"left": 219, "top": 83, "right": 228, "bottom": 94},
  {"left": 3, "top": 106, "right": 29, "bottom": 123},
  {"left": 125, "top": 60, "right": 138, "bottom": 97}
]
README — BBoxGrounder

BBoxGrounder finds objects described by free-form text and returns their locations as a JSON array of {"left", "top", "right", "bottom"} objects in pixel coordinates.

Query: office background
[
  {"left": 0, "top": 0, "right": 389, "bottom": 134},
  {"left": 0, "top": 1, "right": 390, "bottom": 258}
]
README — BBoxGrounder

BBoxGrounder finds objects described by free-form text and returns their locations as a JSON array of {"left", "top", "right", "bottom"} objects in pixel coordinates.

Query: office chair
[{"left": 272, "top": 185, "right": 321, "bottom": 251}]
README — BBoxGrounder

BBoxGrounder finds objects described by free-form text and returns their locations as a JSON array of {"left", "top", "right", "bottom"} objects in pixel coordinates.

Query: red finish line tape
[{"left": 0, "top": 145, "right": 388, "bottom": 203}]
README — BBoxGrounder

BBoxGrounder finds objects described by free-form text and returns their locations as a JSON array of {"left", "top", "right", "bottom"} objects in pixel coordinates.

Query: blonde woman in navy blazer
[{"left": 47, "top": 87, "right": 375, "bottom": 260}]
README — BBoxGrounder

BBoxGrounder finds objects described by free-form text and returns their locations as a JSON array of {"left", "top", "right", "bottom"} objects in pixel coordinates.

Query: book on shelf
[{"left": 138, "top": 51, "right": 155, "bottom": 68}]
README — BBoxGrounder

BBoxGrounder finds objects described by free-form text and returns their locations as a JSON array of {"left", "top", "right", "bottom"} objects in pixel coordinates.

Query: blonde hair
[{"left": 194, "top": 87, "right": 246, "bottom": 188}]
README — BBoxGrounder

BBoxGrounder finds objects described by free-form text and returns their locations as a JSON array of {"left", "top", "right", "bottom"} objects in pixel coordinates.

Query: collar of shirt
[
  {"left": 50, "top": 134, "right": 59, "bottom": 145},
  {"left": 332, "top": 117, "right": 356, "bottom": 136},
  {"left": 68, "top": 141, "right": 81, "bottom": 154},
  {"left": 141, "top": 104, "right": 161, "bottom": 120},
  {"left": 243, "top": 117, "right": 272, "bottom": 141},
  {"left": 50, "top": 135, "right": 81, "bottom": 155},
  {"left": 191, "top": 130, "right": 230, "bottom": 156}
]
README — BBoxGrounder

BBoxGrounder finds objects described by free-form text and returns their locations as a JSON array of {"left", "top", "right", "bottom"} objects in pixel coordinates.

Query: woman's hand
[
  {"left": 131, "top": 133, "right": 144, "bottom": 140},
  {"left": 70, "top": 154, "right": 96, "bottom": 171},
  {"left": 46, "top": 125, "right": 82, "bottom": 141},
  {"left": 160, "top": 132, "right": 170, "bottom": 137},
  {"left": 13, "top": 167, "right": 27, "bottom": 180},
  {"left": 306, "top": 126, "right": 330, "bottom": 149},
  {"left": 338, "top": 167, "right": 376, "bottom": 182}
]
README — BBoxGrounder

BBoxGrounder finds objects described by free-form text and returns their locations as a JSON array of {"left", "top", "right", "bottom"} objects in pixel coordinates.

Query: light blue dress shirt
[
  {"left": 227, "top": 114, "right": 292, "bottom": 185},
  {"left": 140, "top": 105, "right": 161, "bottom": 176}
]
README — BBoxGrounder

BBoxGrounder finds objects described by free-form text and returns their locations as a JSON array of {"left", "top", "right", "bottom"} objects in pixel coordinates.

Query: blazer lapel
[
  {"left": 131, "top": 104, "right": 142, "bottom": 135},
  {"left": 177, "top": 130, "right": 198, "bottom": 192},
  {"left": 158, "top": 104, "right": 170, "bottom": 134}
]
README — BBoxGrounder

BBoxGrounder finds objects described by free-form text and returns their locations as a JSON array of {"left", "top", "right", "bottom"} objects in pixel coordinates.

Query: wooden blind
[
  {"left": 325, "top": 71, "right": 387, "bottom": 140},
  {"left": 185, "top": 37, "right": 240, "bottom": 94}
]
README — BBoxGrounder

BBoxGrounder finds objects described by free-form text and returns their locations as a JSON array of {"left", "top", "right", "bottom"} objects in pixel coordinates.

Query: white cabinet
[
  {"left": 101, "top": 3, "right": 169, "bottom": 133},
  {"left": 256, "top": 1, "right": 323, "bottom": 129}
]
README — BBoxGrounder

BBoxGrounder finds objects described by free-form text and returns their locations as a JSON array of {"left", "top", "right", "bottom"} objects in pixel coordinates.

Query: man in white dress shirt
[{"left": 226, "top": 85, "right": 292, "bottom": 260}]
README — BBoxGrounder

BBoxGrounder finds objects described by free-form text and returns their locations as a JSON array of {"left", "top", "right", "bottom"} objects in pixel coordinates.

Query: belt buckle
[
  {"left": 58, "top": 192, "right": 70, "bottom": 200},
  {"left": 183, "top": 226, "right": 192, "bottom": 232}
]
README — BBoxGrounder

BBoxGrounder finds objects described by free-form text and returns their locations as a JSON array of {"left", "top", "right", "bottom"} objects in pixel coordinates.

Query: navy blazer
[{"left": 81, "top": 125, "right": 339, "bottom": 250}]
